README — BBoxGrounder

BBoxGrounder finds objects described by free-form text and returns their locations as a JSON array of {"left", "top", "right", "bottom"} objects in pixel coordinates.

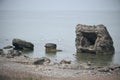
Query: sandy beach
[{"left": 0, "top": 56, "right": 120, "bottom": 80}]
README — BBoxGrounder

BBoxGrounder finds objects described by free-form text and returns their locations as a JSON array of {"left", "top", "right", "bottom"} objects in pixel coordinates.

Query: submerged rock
[
  {"left": 75, "top": 24, "right": 114, "bottom": 54},
  {"left": 12, "top": 38, "right": 34, "bottom": 50},
  {"left": 45, "top": 43, "right": 62, "bottom": 53},
  {"left": 45, "top": 43, "right": 57, "bottom": 53}
]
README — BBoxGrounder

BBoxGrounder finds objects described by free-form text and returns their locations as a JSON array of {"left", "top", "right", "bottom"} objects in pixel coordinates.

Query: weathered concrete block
[
  {"left": 45, "top": 43, "right": 57, "bottom": 53},
  {"left": 75, "top": 24, "right": 114, "bottom": 54}
]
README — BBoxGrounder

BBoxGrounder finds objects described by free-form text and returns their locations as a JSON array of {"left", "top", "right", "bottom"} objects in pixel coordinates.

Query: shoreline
[
  {"left": 0, "top": 56, "right": 120, "bottom": 80},
  {"left": 0, "top": 38, "right": 120, "bottom": 80}
]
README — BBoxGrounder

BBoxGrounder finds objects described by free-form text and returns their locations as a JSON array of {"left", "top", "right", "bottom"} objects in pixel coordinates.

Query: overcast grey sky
[{"left": 0, "top": 0, "right": 120, "bottom": 11}]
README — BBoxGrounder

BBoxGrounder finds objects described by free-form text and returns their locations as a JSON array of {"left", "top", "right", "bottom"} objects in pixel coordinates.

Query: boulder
[
  {"left": 12, "top": 39, "right": 34, "bottom": 50},
  {"left": 60, "top": 60, "right": 71, "bottom": 64},
  {"left": 6, "top": 50, "right": 22, "bottom": 58},
  {"left": 3, "top": 45, "right": 13, "bottom": 49},
  {"left": 75, "top": 24, "right": 114, "bottom": 54},
  {"left": 0, "top": 49, "right": 22, "bottom": 58},
  {"left": 45, "top": 43, "right": 57, "bottom": 53},
  {"left": 33, "top": 57, "right": 51, "bottom": 65}
]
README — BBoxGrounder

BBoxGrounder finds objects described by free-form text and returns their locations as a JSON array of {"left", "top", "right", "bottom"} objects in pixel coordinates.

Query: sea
[{"left": 0, "top": 10, "right": 120, "bottom": 65}]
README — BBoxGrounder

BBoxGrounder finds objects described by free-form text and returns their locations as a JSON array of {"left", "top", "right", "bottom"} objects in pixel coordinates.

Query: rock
[
  {"left": 33, "top": 58, "right": 45, "bottom": 65},
  {"left": 0, "top": 49, "right": 3, "bottom": 52},
  {"left": 12, "top": 50, "right": 22, "bottom": 56},
  {"left": 23, "top": 55, "right": 29, "bottom": 58},
  {"left": 0, "top": 49, "right": 3, "bottom": 55},
  {"left": 0, "top": 49, "right": 6, "bottom": 57},
  {"left": 97, "top": 67, "right": 110, "bottom": 72},
  {"left": 60, "top": 60, "right": 71, "bottom": 64},
  {"left": 0, "top": 49, "right": 22, "bottom": 58},
  {"left": 33, "top": 57, "right": 51, "bottom": 65},
  {"left": 3, "top": 45, "right": 13, "bottom": 49},
  {"left": 45, "top": 43, "right": 57, "bottom": 49},
  {"left": 75, "top": 24, "right": 114, "bottom": 54},
  {"left": 45, "top": 43, "right": 57, "bottom": 53},
  {"left": 12, "top": 39, "right": 34, "bottom": 50},
  {"left": 95, "top": 65, "right": 119, "bottom": 73},
  {"left": 109, "top": 65, "right": 120, "bottom": 71},
  {"left": 6, "top": 50, "right": 22, "bottom": 58}
]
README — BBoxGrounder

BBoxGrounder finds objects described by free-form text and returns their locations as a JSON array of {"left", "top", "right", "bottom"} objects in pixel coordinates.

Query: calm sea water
[{"left": 0, "top": 10, "right": 120, "bottom": 65}]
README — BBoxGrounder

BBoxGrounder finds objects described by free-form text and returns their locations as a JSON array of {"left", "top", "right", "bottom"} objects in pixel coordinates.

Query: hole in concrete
[{"left": 81, "top": 32, "right": 97, "bottom": 47}]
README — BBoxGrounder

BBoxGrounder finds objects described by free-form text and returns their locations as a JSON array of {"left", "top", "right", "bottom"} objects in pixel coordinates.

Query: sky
[{"left": 0, "top": 0, "right": 120, "bottom": 11}]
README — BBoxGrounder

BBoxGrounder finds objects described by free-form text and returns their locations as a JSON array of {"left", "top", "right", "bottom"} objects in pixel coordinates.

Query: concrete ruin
[
  {"left": 45, "top": 43, "right": 57, "bottom": 53},
  {"left": 75, "top": 24, "right": 114, "bottom": 54}
]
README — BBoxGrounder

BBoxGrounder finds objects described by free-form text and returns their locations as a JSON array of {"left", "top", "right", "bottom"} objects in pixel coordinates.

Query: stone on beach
[
  {"left": 0, "top": 49, "right": 22, "bottom": 58},
  {"left": 12, "top": 38, "right": 34, "bottom": 50},
  {"left": 33, "top": 57, "right": 51, "bottom": 65},
  {"left": 60, "top": 60, "right": 71, "bottom": 64},
  {"left": 75, "top": 24, "right": 114, "bottom": 54}
]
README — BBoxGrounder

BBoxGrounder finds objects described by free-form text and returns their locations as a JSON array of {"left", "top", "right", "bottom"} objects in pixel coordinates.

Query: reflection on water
[
  {"left": 45, "top": 52, "right": 57, "bottom": 58},
  {"left": 76, "top": 52, "right": 114, "bottom": 66},
  {"left": 22, "top": 50, "right": 34, "bottom": 54}
]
